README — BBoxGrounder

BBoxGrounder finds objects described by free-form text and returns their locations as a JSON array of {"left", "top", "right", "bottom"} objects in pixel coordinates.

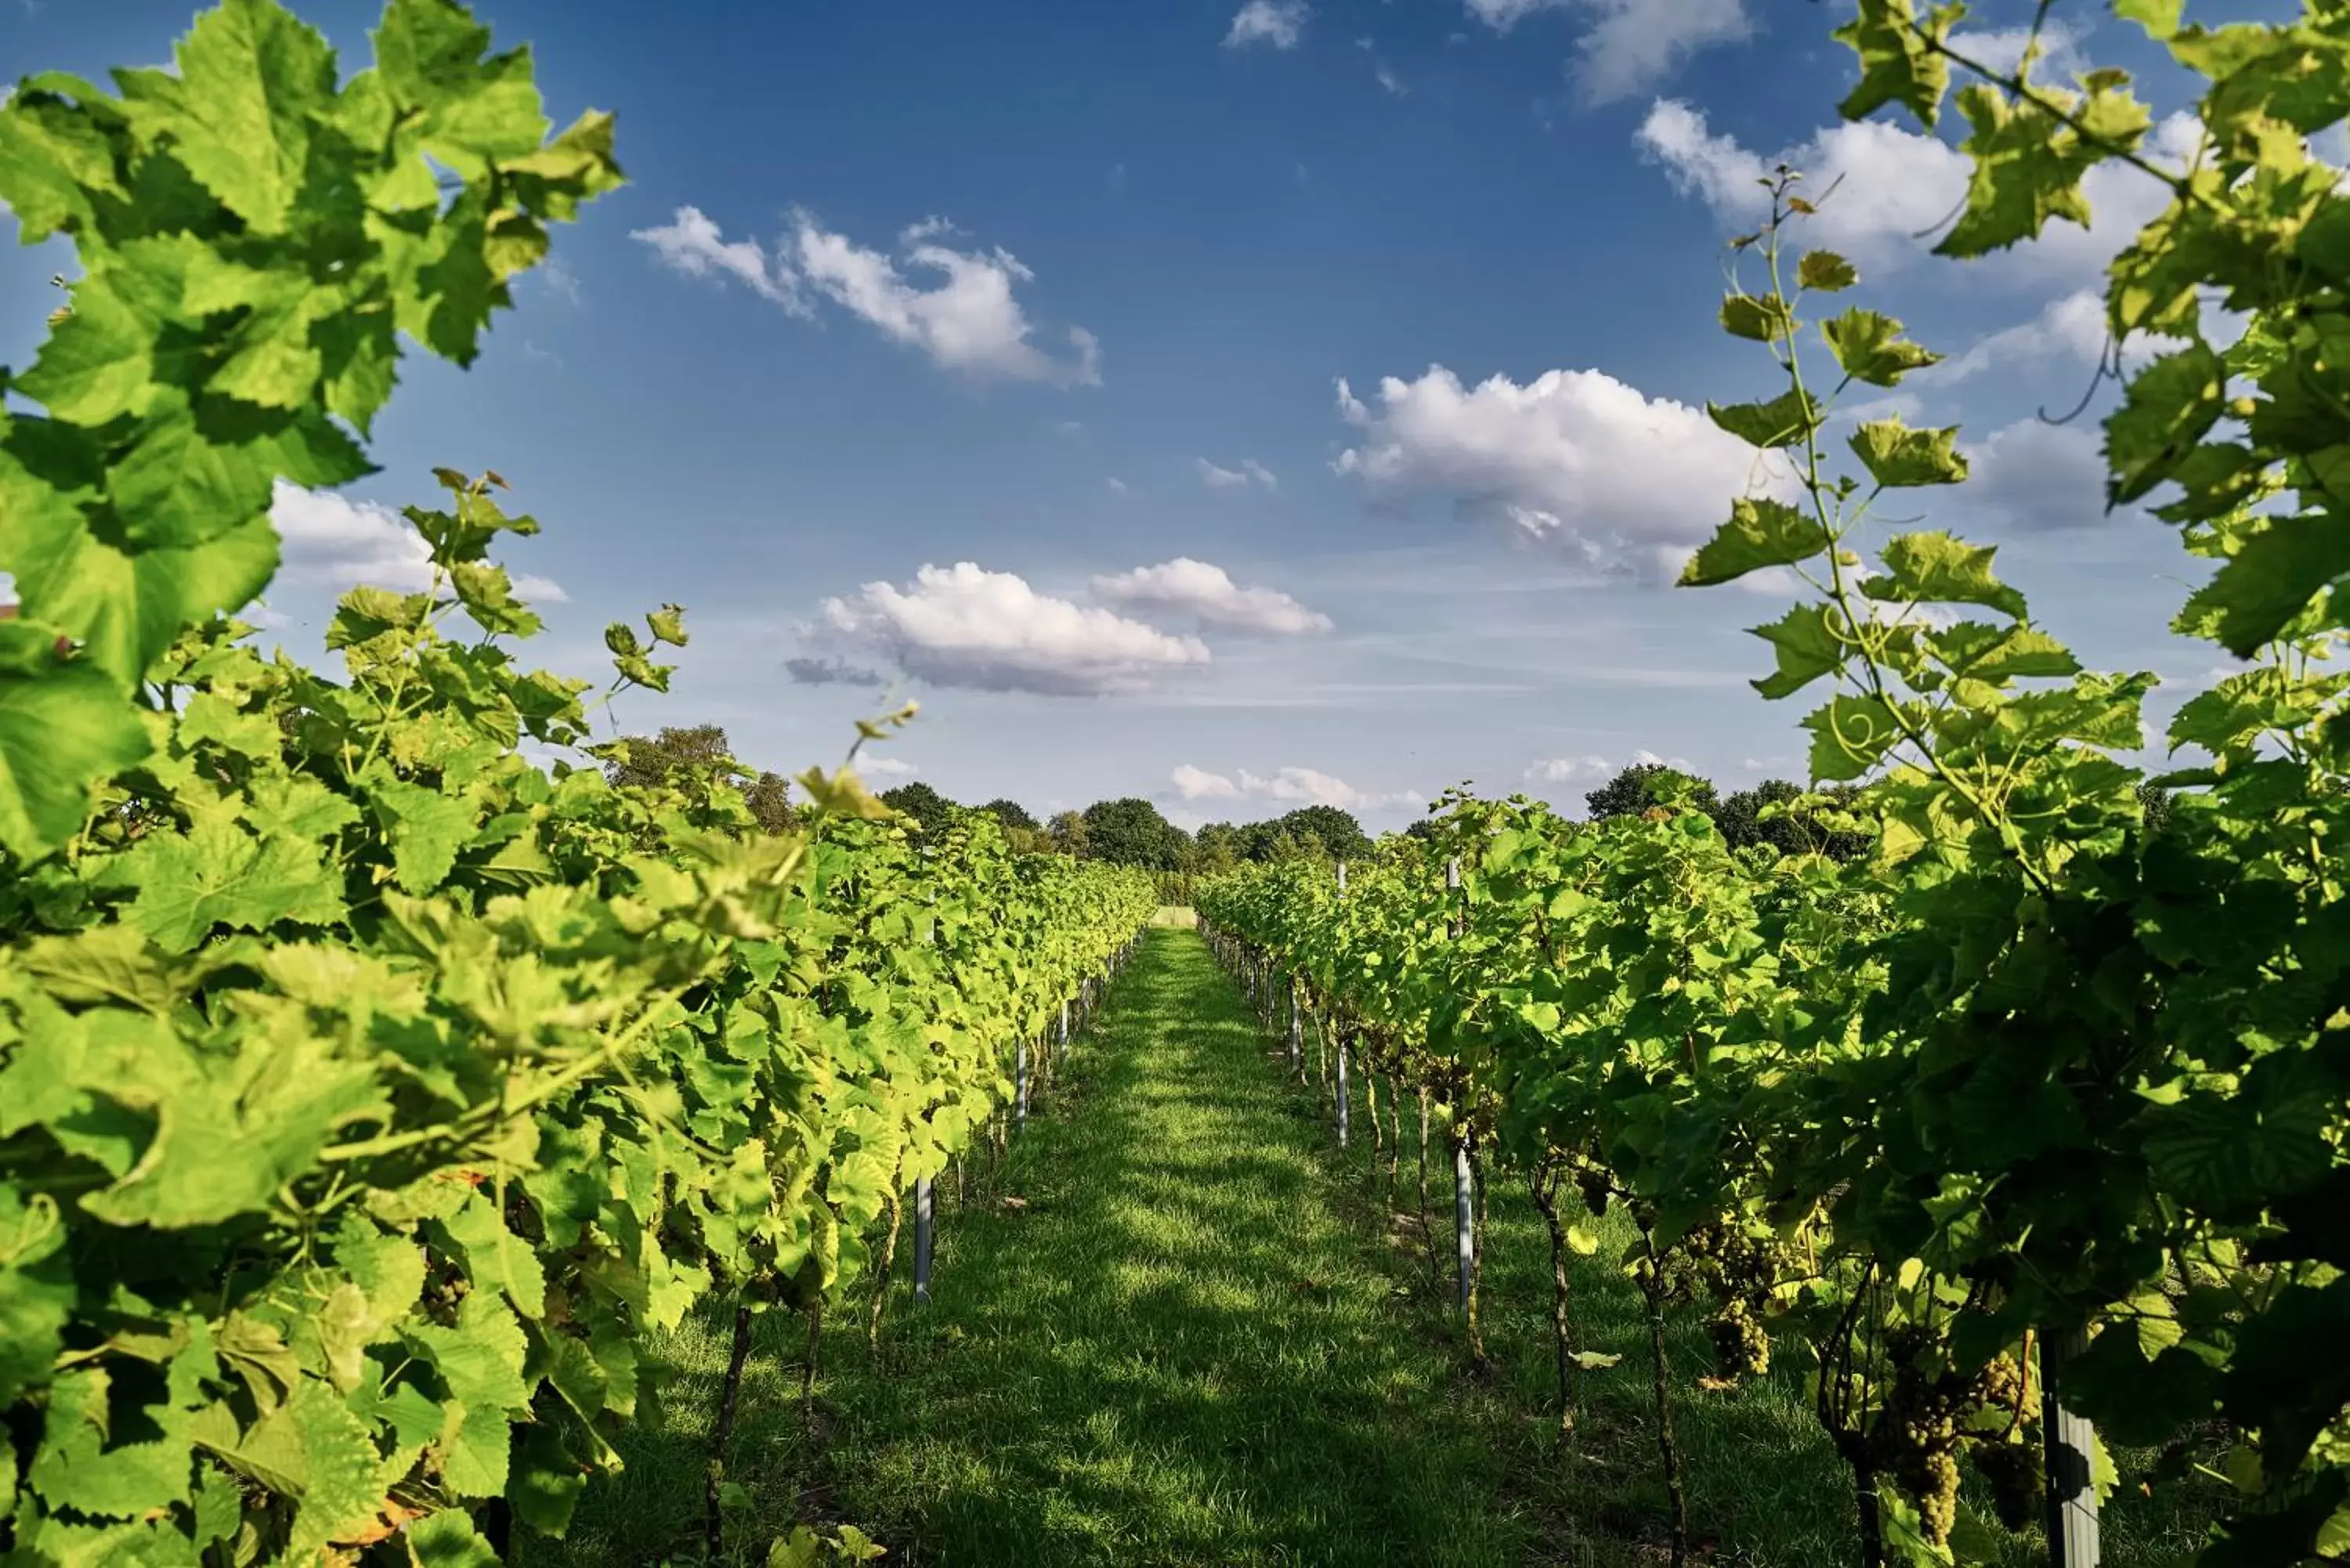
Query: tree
[
  {"left": 605, "top": 723, "right": 796, "bottom": 834},
  {"left": 1712, "top": 779, "right": 1805, "bottom": 853},
  {"left": 880, "top": 781, "right": 958, "bottom": 840},
  {"left": 1274, "top": 804, "right": 1369, "bottom": 862},
  {"left": 1709, "top": 779, "right": 1870, "bottom": 861},
  {"left": 981, "top": 798, "right": 1039, "bottom": 833},
  {"left": 1079, "top": 797, "right": 1191, "bottom": 871},
  {"left": 1047, "top": 809, "right": 1088, "bottom": 857},
  {"left": 1584, "top": 761, "right": 1718, "bottom": 822},
  {"left": 1194, "top": 822, "right": 1244, "bottom": 875}
]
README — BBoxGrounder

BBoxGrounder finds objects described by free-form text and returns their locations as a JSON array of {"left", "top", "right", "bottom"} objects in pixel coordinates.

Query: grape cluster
[
  {"left": 1664, "top": 1223, "right": 1788, "bottom": 1379},
  {"left": 1867, "top": 1328, "right": 2026, "bottom": 1547}
]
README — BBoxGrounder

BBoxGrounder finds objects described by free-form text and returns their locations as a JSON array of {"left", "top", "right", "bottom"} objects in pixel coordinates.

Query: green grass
[{"left": 526, "top": 928, "right": 2222, "bottom": 1567}]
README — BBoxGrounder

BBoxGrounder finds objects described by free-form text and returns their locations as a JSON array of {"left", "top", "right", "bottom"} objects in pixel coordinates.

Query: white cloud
[
  {"left": 1226, "top": 0, "right": 1307, "bottom": 49},
  {"left": 1525, "top": 754, "right": 1613, "bottom": 783},
  {"left": 1093, "top": 558, "right": 1333, "bottom": 635},
  {"left": 1961, "top": 418, "right": 2121, "bottom": 532},
  {"left": 1466, "top": 0, "right": 1752, "bottom": 103},
  {"left": 634, "top": 207, "right": 1098, "bottom": 386},
  {"left": 1107, "top": 477, "right": 1134, "bottom": 496},
  {"left": 1173, "top": 763, "right": 1422, "bottom": 811},
  {"left": 1332, "top": 365, "right": 1791, "bottom": 579},
  {"left": 1198, "top": 456, "right": 1278, "bottom": 490},
  {"left": 1946, "top": 20, "right": 2085, "bottom": 79},
  {"left": 266, "top": 482, "right": 570, "bottom": 605},
  {"left": 1635, "top": 99, "right": 2206, "bottom": 285},
  {"left": 1933, "top": 287, "right": 2237, "bottom": 387},
  {"left": 859, "top": 755, "right": 919, "bottom": 779},
  {"left": 805, "top": 562, "right": 1210, "bottom": 696},
  {"left": 794, "top": 215, "right": 1101, "bottom": 387},
  {"left": 1172, "top": 763, "right": 1242, "bottom": 800},
  {"left": 630, "top": 206, "right": 804, "bottom": 309},
  {"left": 1571, "top": 0, "right": 1753, "bottom": 103}
]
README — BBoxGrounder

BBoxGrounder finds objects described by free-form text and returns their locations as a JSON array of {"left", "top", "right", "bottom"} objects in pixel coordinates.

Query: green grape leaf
[
  {"left": 14, "top": 278, "right": 157, "bottom": 425},
  {"left": 1750, "top": 603, "right": 1848, "bottom": 700},
  {"left": 0, "top": 1187, "right": 78, "bottom": 1409},
  {"left": 2184, "top": 514, "right": 2350, "bottom": 657},
  {"left": 209, "top": 1378, "right": 389, "bottom": 1556},
  {"left": 1797, "top": 250, "right": 1858, "bottom": 292},
  {"left": 406, "top": 1508, "right": 504, "bottom": 1567},
  {"left": 1832, "top": 0, "right": 1960, "bottom": 126},
  {"left": 0, "top": 657, "right": 153, "bottom": 862},
  {"left": 1861, "top": 532, "right": 2028, "bottom": 620},
  {"left": 27, "top": 1364, "right": 196, "bottom": 1520},
  {"left": 363, "top": 768, "right": 483, "bottom": 895},
  {"left": 112, "top": 0, "right": 339, "bottom": 236},
  {"left": 1679, "top": 497, "right": 1830, "bottom": 587},
  {"left": 2115, "top": 0, "right": 2182, "bottom": 40},
  {"left": 1821, "top": 308, "right": 1940, "bottom": 387},
  {"left": 1927, "top": 622, "right": 2080, "bottom": 683},
  {"left": 372, "top": 0, "right": 551, "bottom": 175},
  {"left": 2104, "top": 342, "right": 2228, "bottom": 507},
  {"left": 1939, "top": 80, "right": 2146, "bottom": 259},
  {"left": 1721, "top": 292, "right": 1794, "bottom": 344},
  {"left": 1708, "top": 388, "right": 1820, "bottom": 449},
  {"left": 0, "top": 85, "right": 126, "bottom": 242},
  {"left": 512, "top": 1425, "right": 588, "bottom": 1535},
  {"left": 1849, "top": 420, "right": 1967, "bottom": 488},
  {"left": 108, "top": 817, "right": 347, "bottom": 954},
  {"left": 1803, "top": 693, "right": 1907, "bottom": 781}
]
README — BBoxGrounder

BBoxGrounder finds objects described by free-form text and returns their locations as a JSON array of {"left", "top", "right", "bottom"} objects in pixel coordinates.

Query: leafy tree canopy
[
  {"left": 605, "top": 723, "right": 797, "bottom": 834},
  {"left": 982, "top": 797, "right": 1039, "bottom": 833},
  {"left": 880, "top": 781, "right": 958, "bottom": 839},
  {"left": 1584, "top": 762, "right": 1720, "bottom": 822},
  {"left": 1079, "top": 797, "right": 1192, "bottom": 871}
]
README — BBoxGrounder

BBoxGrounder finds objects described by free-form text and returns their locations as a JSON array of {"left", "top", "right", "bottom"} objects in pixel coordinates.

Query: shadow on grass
[
  {"left": 528, "top": 930, "right": 2221, "bottom": 1568},
  {"left": 530, "top": 930, "right": 1538, "bottom": 1568}
]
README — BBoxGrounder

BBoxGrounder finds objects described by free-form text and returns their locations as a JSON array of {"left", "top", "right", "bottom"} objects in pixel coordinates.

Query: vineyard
[{"left": 3, "top": 0, "right": 2350, "bottom": 1564}]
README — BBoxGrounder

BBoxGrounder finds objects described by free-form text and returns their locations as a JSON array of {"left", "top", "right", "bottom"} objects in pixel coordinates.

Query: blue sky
[{"left": 2, "top": 0, "right": 2272, "bottom": 831}]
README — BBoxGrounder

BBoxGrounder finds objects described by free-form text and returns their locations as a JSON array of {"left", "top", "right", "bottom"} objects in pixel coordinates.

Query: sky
[{"left": 0, "top": 0, "right": 2287, "bottom": 833}]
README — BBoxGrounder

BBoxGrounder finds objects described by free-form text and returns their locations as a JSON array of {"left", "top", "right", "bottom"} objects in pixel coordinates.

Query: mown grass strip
[{"left": 534, "top": 928, "right": 1538, "bottom": 1566}]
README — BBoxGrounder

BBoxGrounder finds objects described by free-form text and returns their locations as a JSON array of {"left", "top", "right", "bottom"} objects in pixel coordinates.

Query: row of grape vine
[
  {"left": 1204, "top": 2, "right": 2350, "bottom": 1562},
  {"left": 0, "top": 4, "right": 1158, "bottom": 1565}
]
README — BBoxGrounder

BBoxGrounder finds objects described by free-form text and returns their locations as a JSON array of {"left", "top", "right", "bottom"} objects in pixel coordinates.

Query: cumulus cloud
[
  {"left": 633, "top": 207, "right": 1099, "bottom": 386},
  {"left": 1172, "top": 763, "right": 1242, "bottom": 800},
  {"left": 858, "top": 755, "right": 919, "bottom": 779},
  {"left": 1332, "top": 365, "right": 1791, "bottom": 579},
  {"left": 1466, "top": 0, "right": 1752, "bottom": 103},
  {"left": 804, "top": 562, "right": 1209, "bottom": 696},
  {"left": 1092, "top": 558, "right": 1332, "bottom": 635},
  {"left": 1961, "top": 419, "right": 2120, "bottom": 532},
  {"left": 628, "top": 207, "right": 803, "bottom": 308},
  {"left": 1527, "top": 749, "right": 1694, "bottom": 788},
  {"left": 1525, "top": 754, "right": 1614, "bottom": 783},
  {"left": 1946, "top": 19, "right": 2085, "bottom": 79},
  {"left": 1226, "top": 0, "right": 1307, "bottom": 49},
  {"left": 269, "top": 482, "right": 568, "bottom": 603},
  {"left": 1172, "top": 764, "right": 1423, "bottom": 811},
  {"left": 1635, "top": 98, "right": 2207, "bottom": 285},
  {"left": 1198, "top": 457, "right": 1278, "bottom": 490}
]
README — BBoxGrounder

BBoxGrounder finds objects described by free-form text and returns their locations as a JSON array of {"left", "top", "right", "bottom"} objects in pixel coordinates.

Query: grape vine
[{"left": 0, "top": 4, "right": 1155, "bottom": 1564}]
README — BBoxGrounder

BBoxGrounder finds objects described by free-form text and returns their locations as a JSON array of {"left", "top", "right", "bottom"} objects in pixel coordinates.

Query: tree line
[{"left": 606, "top": 725, "right": 1895, "bottom": 873}]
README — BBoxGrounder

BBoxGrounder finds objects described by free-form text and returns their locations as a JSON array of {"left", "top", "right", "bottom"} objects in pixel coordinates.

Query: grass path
[
  {"left": 529, "top": 926, "right": 2222, "bottom": 1568},
  {"left": 540, "top": 927, "right": 1538, "bottom": 1566}
]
